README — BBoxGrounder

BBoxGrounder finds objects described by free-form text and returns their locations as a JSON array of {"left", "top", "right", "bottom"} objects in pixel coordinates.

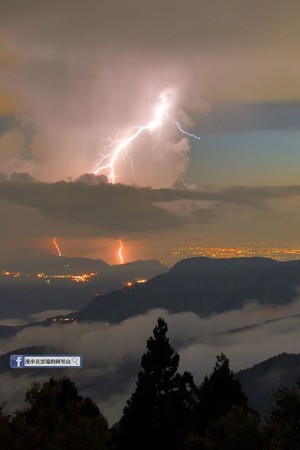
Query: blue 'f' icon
[{"left": 10, "top": 355, "right": 24, "bottom": 368}]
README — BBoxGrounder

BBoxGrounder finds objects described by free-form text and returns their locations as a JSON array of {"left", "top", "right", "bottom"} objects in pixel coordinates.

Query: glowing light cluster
[
  {"left": 126, "top": 278, "right": 148, "bottom": 287},
  {"left": 1, "top": 271, "right": 97, "bottom": 283},
  {"left": 50, "top": 317, "right": 77, "bottom": 324},
  {"left": 170, "top": 245, "right": 300, "bottom": 261},
  {"left": 1, "top": 271, "right": 21, "bottom": 278},
  {"left": 92, "top": 91, "right": 201, "bottom": 184},
  {"left": 37, "top": 272, "right": 97, "bottom": 283}
]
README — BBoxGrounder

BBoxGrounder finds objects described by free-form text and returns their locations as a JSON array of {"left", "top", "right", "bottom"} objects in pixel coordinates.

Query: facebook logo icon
[{"left": 10, "top": 355, "right": 24, "bottom": 368}]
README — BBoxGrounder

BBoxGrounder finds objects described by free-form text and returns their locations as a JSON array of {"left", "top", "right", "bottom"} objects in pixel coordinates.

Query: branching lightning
[
  {"left": 53, "top": 238, "right": 62, "bottom": 257},
  {"left": 92, "top": 91, "right": 201, "bottom": 184},
  {"left": 172, "top": 119, "right": 202, "bottom": 140},
  {"left": 118, "top": 239, "right": 124, "bottom": 264}
]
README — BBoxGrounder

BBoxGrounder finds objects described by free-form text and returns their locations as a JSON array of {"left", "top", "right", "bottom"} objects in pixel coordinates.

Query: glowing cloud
[{"left": 92, "top": 90, "right": 200, "bottom": 184}]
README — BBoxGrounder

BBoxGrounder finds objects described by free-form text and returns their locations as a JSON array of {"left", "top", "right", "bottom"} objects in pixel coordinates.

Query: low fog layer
[{"left": 1, "top": 296, "right": 300, "bottom": 424}]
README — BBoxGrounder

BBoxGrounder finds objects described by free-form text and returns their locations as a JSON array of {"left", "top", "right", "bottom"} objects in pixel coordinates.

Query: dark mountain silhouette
[
  {"left": 76, "top": 257, "right": 300, "bottom": 323},
  {"left": 236, "top": 352, "right": 300, "bottom": 416},
  {"left": 1, "top": 255, "right": 110, "bottom": 275},
  {"left": 0, "top": 254, "right": 167, "bottom": 278},
  {"left": 0, "top": 257, "right": 167, "bottom": 319}
]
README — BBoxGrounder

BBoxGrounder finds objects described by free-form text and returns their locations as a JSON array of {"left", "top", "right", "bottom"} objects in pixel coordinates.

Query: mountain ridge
[{"left": 76, "top": 257, "right": 300, "bottom": 323}]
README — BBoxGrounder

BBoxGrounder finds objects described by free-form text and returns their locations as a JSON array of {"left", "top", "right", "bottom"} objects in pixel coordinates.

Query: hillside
[
  {"left": 0, "top": 257, "right": 167, "bottom": 319},
  {"left": 77, "top": 257, "right": 300, "bottom": 322},
  {"left": 236, "top": 352, "right": 300, "bottom": 415}
]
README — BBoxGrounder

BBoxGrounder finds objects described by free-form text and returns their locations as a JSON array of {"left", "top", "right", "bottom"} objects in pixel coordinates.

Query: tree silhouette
[
  {"left": 0, "top": 404, "right": 16, "bottom": 450},
  {"left": 119, "top": 317, "right": 195, "bottom": 450},
  {"left": 194, "top": 353, "right": 248, "bottom": 434},
  {"left": 203, "top": 405, "right": 263, "bottom": 450},
  {"left": 12, "top": 376, "right": 109, "bottom": 450},
  {"left": 265, "top": 382, "right": 300, "bottom": 450}
]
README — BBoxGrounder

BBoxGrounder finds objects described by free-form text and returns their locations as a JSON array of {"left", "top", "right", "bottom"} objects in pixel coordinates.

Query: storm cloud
[
  {"left": 1, "top": 1, "right": 300, "bottom": 262},
  {"left": 2, "top": 177, "right": 300, "bottom": 228},
  {"left": 1, "top": 0, "right": 300, "bottom": 182},
  {"left": 1, "top": 177, "right": 300, "bottom": 263}
]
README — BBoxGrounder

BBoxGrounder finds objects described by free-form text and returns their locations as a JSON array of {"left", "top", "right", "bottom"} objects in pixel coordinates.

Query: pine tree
[
  {"left": 194, "top": 353, "right": 248, "bottom": 434},
  {"left": 119, "top": 317, "right": 195, "bottom": 450}
]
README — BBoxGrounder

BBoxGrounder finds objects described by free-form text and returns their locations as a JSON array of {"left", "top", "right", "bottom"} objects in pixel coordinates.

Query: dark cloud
[
  {"left": 1, "top": 0, "right": 300, "bottom": 56},
  {"left": 216, "top": 185, "right": 300, "bottom": 206},
  {"left": 74, "top": 173, "right": 108, "bottom": 185},
  {"left": 198, "top": 102, "right": 300, "bottom": 134},
  {"left": 0, "top": 178, "right": 300, "bottom": 266},
  {"left": 0, "top": 116, "right": 16, "bottom": 133},
  {"left": 170, "top": 178, "right": 195, "bottom": 190},
  {"left": 192, "top": 207, "right": 222, "bottom": 222},
  {"left": 1, "top": 0, "right": 300, "bottom": 184},
  {"left": 0, "top": 180, "right": 181, "bottom": 233},
  {"left": 0, "top": 174, "right": 9, "bottom": 182},
  {"left": 149, "top": 185, "right": 300, "bottom": 209},
  {"left": 1, "top": 179, "right": 300, "bottom": 237},
  {"left": 9, "top": 172, "right": 35, "bottom": 182}
]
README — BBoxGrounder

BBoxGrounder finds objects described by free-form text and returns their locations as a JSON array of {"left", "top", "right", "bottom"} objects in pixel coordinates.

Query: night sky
[{"left": 1, "top": 0, "right": 300, "bottom": 264}]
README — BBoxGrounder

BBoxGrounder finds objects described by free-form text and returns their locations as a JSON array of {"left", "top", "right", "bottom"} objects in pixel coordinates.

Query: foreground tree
[
  {"left": 203, "top": 405, "right": 263, "bottom": 450},
  {"left": 12, "top": 377, "right": 109, "bottom": 450},
  {"left": 119, "top": 317, "right": 196, "bottom": 450},
  {"left": 0, "top": 404, "right": 16, "bottom": 449},
  {"left": 193, "top": 353, "right": 249, "bottom": 434},
  {"left": 265, "top": 382, "right": 300, "bottom": 450},
  {"left": 183, "top": 406, "right": 263, "bottom": 450}
]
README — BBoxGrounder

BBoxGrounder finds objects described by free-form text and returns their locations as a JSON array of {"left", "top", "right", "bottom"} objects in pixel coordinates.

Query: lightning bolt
[
  {"left": 92, "top": 91, "right": 201, "bottom": 184},
  {"left": 172, "top": 120, "right": 202, "bottom": 140},
  {"left": 118, "top": 239, "right": 124, "bottom": 264},
  {"left": 53, "top": 238, "right": 62, "bottom": 257}
]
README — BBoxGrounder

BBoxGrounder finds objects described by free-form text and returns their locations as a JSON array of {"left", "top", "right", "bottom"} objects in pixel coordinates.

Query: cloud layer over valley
[{"left": 1, "top": 296, "right": 300, "bottom": 424}]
